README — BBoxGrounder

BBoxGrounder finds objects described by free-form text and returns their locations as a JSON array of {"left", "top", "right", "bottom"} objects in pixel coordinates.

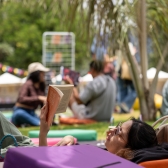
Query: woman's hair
[
  {"left": 27, "top": 70, "right": 41, "bottom": 83},
  {"left": 126, "top": 118, "right": 158, "bottom": 150},
  {"left": 27, "top": 70, "right": 45, "bottom": 92},
  {"left": 89, "top": 60, "right": 104, "bottom": 73},
  {"left": 117, "top": 118, "right": 158, "bottom": 160}
]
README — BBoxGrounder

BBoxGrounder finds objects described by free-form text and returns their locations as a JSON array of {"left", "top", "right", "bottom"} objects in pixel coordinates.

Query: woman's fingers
[
  {"left": 67, "top": 141, "right": 74, "bottom": 146},
  {"left": 56, "top": 141, "right": 65, "bottom": 146},
  {"left": 55, "top": 140, "right": 62, "bottom": 146},
  {"left": 41, "top": 103, "right": 48, "bottom": 115},
  {"left": 106, "top": 128, "right": 117, "bottom": 136},
  {"left": 44, "top": 102, "right": 48, "bottom": 116},
  {"left": 55, "top": 136, "right": 74, "bottom": 146}
]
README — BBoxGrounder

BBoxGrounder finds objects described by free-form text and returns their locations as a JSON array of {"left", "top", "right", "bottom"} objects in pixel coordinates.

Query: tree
[
  {"left": 0, "top": 43, "right": 14, "bottom": 62},
  {"left": 65, "top": 0, "right": 168, "bottom": 120},
  {"left": 125, "top": 0, "right": 168, "bottom": 120},
  {"left": 0, "top": 0, "right": 93, "bottom": 72}
]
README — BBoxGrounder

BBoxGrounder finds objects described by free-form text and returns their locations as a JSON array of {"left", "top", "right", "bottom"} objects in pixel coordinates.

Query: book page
[
  {"left": 53, "top": 84, "right": 74, "bottom": 113},
  {"left": 46, "top": 85, "right": 64, "bottom": 126}
]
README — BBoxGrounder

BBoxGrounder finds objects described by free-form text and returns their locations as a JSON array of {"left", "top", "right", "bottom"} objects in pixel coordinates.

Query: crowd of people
[
  {"left": 10, "top": 52, "right": 168, "bottom": 128},
  {"left": 10, "top": 56, "right": 136, "bottom": 127},
  {"left": 1, "top": 56, "right": 168, "bottom": 165}
]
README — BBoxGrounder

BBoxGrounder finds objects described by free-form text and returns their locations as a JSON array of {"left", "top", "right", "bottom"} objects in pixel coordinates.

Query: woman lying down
[{"left": 1, "top": 104, "right": 168, "bottom": 164}]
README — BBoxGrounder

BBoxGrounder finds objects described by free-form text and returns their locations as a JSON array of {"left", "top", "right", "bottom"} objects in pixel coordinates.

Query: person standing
[
  {"left": 12, "top": 62, "right": 49, "bottom": 126},
  {"left": 161, "top": 80, "right": 168, "bottom": 116}
]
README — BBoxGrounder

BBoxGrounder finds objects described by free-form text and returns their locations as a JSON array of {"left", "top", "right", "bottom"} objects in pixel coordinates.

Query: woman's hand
[
  {"left": 55, "top": 135, "right": 75, "bottom": 146},
  {"left": 39, "top": 103, "right": 50, "bottom": 146},
  {"left": 64, "top": 76, "right": 73, "bottom": 84},
  {"left": 38, "top": 96, "right": 47, "bottom": 104},
  {"left": 40, "top": 103, "right": 50, "bottom": 135},
  {"left": 106, "top": 128, "right": 117, "bottom": 141}
]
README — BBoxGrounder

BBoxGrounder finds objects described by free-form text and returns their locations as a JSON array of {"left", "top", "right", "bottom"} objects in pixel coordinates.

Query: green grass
[
  {"left": 1, "top": 109, "right": 158, "bottom": 140},
  {"left": 18, "top": 110, "right": 143, "bottom": 140}
]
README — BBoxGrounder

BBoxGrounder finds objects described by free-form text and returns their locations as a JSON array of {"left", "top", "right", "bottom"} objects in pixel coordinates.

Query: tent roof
[
  {"left": 147, "top": 68, "right": 168, "bottom": 79},
  {"left": 21, "top": 77, "right": 27, "bottom": 83},
  {"left": 0, "top": 72, "right": 21, "bottom": 84}
]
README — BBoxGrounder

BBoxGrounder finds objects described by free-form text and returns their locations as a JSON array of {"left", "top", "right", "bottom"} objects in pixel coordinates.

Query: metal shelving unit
[{"left": 42, "top": 32, "right": 75, "bottom": 73}]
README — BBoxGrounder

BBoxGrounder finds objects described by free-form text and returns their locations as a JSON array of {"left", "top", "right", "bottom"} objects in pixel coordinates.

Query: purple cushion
[{"left": 4, "top": 145, "right": 142, "bottom": 168}]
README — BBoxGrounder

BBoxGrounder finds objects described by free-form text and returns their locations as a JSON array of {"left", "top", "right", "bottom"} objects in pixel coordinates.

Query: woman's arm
[
  {"left": 73, "top": 87, "right": 83, "bottom": 104},
  {"left": 39, "top": 104, "right": 50, "bottom": 146},
  {"left": 18, "top": 81, "right": 45, "bottom": 104},
  {"left": 39, "top": 104, "right": 76, "bottom": 146}
]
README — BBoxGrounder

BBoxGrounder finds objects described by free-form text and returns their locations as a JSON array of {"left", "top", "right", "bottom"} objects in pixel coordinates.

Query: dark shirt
[
  {"left": 131, "top": 143, "right": 168, "bottom": 164},
  {"left": 17, "top": 80, "right": 45, "bottom": 109}
]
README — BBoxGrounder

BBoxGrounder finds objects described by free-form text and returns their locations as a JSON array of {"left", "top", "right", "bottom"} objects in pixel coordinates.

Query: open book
[{"left": 46, "top": 84, "right": 74, "bottom": 126}]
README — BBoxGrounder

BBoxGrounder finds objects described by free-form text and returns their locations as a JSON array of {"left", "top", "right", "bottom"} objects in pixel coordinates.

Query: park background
[{"left": 0, "top": 0, "right": 168, "bottom": 139}]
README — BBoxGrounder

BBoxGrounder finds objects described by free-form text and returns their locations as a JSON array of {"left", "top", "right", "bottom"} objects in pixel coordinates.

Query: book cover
[
  {"left": 46, "top": 84, "right": 73, "bottom": 126},
  {"left": 46, "top": 86, "right": 63, "bottom": 126}
]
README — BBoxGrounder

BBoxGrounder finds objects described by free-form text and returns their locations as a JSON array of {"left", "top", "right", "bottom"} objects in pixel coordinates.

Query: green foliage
[
  {"left": 0, "top": 0, "right": 91, "bottom": 73},
  {"left": 0, "top": 43, "right": 14, "bottom": 62},
  {"left": 147, "top": 0, "right": 168, "bottom": 72}
]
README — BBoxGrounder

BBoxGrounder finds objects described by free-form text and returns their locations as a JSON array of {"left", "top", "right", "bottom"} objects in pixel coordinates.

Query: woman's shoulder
[{"left": 22, "top": 79, "right": 34, "bottom": 87}]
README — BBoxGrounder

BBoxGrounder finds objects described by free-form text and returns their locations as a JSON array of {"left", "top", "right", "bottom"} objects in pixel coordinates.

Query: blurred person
[
  {"left": 161, "top": 80, "right": 168, "bottom": 116},
  {"left": 103, "top": 55, "right": 117, "bottom": 80},
  {"left": 12, "top": 62, "right": 49, "bottom": 126},
  {"left": 65, "top": 60, "right": 116, "bottom": 121},
  {"left": 117, "top": 76, "right": 136, "bottom": 113},
  {"left": 115, "top": 44, "right": 137, "bottom": 113},
  {"left": 90, "top": 35, "right": 108, "bottom": 61}
]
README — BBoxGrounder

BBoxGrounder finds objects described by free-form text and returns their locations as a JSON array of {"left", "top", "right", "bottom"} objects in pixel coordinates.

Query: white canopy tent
[
  {"left": 0, "top": 73, "right": 22, "bottom": 105},
  {"left": 0, "top": 72, "right": 22, "bottom": 85},
  {"left": 147, "top": 68, "right": 168, "bottom": 94},
  {"left": 147, "top": 68, "right": 168, "bottom": 79}
]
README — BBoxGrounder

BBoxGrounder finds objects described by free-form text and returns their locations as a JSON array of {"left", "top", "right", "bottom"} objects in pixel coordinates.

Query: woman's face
[
  {"left": 105, "top": 120, "right": 132, "bottom": 154},
  {"left": 39, "top": 71, "right": 45, "bottom": 82}
]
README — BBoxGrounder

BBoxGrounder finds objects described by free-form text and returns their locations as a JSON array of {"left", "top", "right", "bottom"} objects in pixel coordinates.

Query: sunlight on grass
[
  {"left": 19, "top": 110, "right": 141, "bottom": 140},
  {"left": 1, "top": 109, "right": 156, "bottom": 140}
]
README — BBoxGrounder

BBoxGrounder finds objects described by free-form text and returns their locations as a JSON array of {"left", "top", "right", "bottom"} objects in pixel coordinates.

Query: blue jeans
[
  {"left": 12, "top": 107, "right": 40, "bottom": 126},
  {"left": 117, "top": 77, "right": 136, "bottom": 110}
]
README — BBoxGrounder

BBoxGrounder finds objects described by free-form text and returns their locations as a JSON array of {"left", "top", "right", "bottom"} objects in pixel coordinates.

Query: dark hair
[
  {"left": 126, "top": 118, "right": 158, "bottom": 150},
  {"left": 89, "top": 60, "right": 104, "bottom": 73},
  {"left": 27, "top": 70, "right": 45, "bottom": 92},
  {"left": 27, "top": 71, "right": 41, "bottom": 83}
]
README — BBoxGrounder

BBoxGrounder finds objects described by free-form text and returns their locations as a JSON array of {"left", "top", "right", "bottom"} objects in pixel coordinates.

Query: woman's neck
[
  {"left": 34, "top": 82, "right": 40, "bottom": 89},
  {"left": 93, "top": 72, "right": 103, "bottom": 78}
]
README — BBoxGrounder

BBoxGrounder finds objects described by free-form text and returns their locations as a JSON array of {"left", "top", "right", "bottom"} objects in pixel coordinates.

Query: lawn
[{"left": 18, "top": 110, "right": 148, "bottom": 140}]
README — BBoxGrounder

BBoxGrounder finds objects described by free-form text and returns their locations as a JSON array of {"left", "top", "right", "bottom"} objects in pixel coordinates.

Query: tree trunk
[
  {"left": 124, "top": 37, "right": 150, "bottom": 120},
  {"left": 138, "top": 0, "right": 156, "bottom": 120},
  {"left": 139, "top": 0, "right": 149, "bottom": 90},
  {"left": 124, "top": 37, "right": 156, "bottom": 120}
]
